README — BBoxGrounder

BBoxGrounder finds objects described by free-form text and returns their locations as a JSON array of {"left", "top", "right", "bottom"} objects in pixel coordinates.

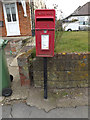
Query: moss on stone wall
[{"left": 33, "top": 53, "right": 89, "bottom": 89}]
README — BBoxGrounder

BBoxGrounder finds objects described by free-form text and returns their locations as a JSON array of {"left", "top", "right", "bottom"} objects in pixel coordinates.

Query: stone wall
[
  {"left": 17, "top": 52, "right": 89, "bottom": 88},
  {"left": 33, "top": 53, "right": 88, "bottom": 89}
]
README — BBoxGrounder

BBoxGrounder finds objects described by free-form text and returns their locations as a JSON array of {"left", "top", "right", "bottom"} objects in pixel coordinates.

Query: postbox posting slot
[
  {"left": 36, "top": 18, "right": 54, "bottom": 21},
  {"left": 36, "top": 17, "right": 54, "bottom": 29}
]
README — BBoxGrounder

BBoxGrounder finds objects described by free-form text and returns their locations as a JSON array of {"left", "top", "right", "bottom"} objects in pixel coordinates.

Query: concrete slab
[
  {"left": 2, "top": 76, "right": 88, "bottom": 112},
  {"left": 2, "top": 105, "right": 12, "bottom": 118},
  {"left": 26, "top": 88, "right": 57, "bottom": 112},
  {"left": 45, "top": 106, "right": 88, "bottom": 118},
  {"left": 3, "top": 81, "right": 29, "bottom": 104},
  {"left": 56, "top": 95, "right": 88, "bottom": 108},
  {"left": 10, "top": 81, "right": 29, "bottom": 101},
  {"left": 11, "top": 103, "right": 32, "bottom": 118},
  {"left": 26, "top": 87, "right": 88, "bottom": 112},
  {"left": 29, "top": 107, "right": 47, "bottom": 118},
  {"left": 0, "top": 105, "right": 2, "bottom": 120},
  {"left": 2, "top": 104, "right": 88, "bottom": 118},
  {"left": 2, "top": 81, "right": 88, "bottom": 113}
]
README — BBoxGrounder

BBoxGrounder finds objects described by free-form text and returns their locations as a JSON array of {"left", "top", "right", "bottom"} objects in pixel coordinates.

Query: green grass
[{"left": 54, "top": 31, "right": 88, "bottom": 53}]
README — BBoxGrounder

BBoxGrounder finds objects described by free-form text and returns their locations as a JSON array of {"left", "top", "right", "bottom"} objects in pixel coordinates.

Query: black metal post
[{"left": 43, "top": 57, "right": 47, "bottom": 99}]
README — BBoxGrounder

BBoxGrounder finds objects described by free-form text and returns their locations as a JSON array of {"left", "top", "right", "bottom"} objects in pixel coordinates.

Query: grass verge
[{"left": 54, "top": 31, "right": 88, "bottom": 53}]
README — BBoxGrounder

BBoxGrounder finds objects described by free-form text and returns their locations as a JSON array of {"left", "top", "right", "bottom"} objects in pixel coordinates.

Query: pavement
[
  {"left": 0, "top": 39, "right": 89, "bottom": 118},
  {"left": 1, "top": 103, "right": 88, "bottom": 118}
]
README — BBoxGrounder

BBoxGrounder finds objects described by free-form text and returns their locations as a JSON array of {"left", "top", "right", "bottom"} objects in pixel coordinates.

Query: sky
[{"left": 45, "top": 0, "right": 90, "bottom": 19}]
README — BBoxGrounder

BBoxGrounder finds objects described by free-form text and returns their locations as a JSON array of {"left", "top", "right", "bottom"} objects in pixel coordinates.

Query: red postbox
[{"left": 35, "top": 9, "right": 55, "bottom": 57}]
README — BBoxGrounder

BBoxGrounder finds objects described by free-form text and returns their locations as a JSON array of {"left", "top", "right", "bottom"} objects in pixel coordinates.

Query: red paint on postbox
[{"left": 35, "top": 9, "right": 55, "bottom": 57}]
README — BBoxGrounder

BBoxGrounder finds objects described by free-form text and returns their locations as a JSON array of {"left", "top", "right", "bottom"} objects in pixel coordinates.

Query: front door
[{"left": 3, "top": 2, "right": 20, "bottom": 36}]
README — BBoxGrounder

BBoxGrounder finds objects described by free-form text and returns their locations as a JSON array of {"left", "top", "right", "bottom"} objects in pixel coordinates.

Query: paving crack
[
  {"left": 28, "top": 111, "right": 32, "bottom": 118},
  {"left": 25, "top": 102, "right": 55, "bottom": 113},
  {"left": 10, "top": 105, "right": 13, "bottom": 118}
]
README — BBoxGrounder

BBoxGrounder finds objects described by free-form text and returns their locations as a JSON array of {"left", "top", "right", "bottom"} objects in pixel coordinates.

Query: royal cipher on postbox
[{"left": 35, "top": 9, "right": 55, "bottom": 57}]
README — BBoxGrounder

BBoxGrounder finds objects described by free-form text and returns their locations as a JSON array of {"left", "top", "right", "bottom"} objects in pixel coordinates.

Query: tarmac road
[{"left": 1, "top": 103, "right": 88, "bottom": 118}]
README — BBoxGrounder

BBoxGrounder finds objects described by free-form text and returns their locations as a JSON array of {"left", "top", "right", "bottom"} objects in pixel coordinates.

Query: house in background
[
  {"left": 0, "top": 0, "right": 32, "bottom": 37},
  {"left": 63, "top": 2, "right": 90, "bottom": 28}
]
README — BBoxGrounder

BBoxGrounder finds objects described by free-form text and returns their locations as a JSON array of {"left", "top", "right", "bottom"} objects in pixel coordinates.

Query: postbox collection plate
[{"left": 41, "top": 35, "right": 49, "bottom": 50}]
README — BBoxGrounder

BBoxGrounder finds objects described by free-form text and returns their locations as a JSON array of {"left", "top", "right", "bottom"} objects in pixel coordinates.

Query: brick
[
  {"left": 34, "top": 81, "right": 43, "bottom": 87},
  {"left": 33, "top": 71, "right": 43, "bottom": 81},
  {"left": 0, "top": 2, "right": 7, "bottom": 37},
  {"left": 33, "top": 60, "right": 43, "bottom": 71},
  {"left": 11, "top": 47, "right": 16, "bottom": 52},
  {"left": 19, "top": 66, "right": 22, "bottom": 73},
  {"left": 68, "top": 71, "right": 88, "bottom": 81},
  {"left": 48, "top": 81, "right": 71, "bottom": 89},
  {"left": 20, "top": 74, "right": 27, "bottom": 80},
  {"left": 48, "top": 71, "right": 68, "bottom": 82},
  {"left": 18, "top": 51, "right": 89, "bottom": 89},
  {"left": 21, "top": 79, "right": 25, "bottom": 86},
  {"left": 18, "top": 55, "right": 32, "bottom": 87},
  {"left": 24, "top": 80, "right": 30, "bottom": 86},
  {"left": 33, "top": 53, "right": 89, "bottom": 89},
  {"left": 48, "top": 80, "right": 88, "bottom": 89},
  {"left": 56, "top": 60, "right": 66, "bottom": 71},
  {"left": 17, "top": 2, "right": 32, "bottom": 36}
]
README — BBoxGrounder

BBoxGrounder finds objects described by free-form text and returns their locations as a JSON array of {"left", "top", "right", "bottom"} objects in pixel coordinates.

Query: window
[
  {"left": 10, "top": 3, "right": 16, "bottom": 21},
  {"left": 5, "top": 4, "right": 11, "bottom": 22},
  {"left": 5, "top": 3, "right": 17, "bottom": 22},
  {"left": 79, "top": 21, "right": 87, "bottom": 25},
  {"left": 83, "top": 21, "right": 85, "bottom": 25}
]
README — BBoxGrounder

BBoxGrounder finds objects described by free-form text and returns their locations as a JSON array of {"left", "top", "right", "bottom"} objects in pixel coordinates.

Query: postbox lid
[{"left": 35, "top": 9, "right": 55, "bottom": 18}]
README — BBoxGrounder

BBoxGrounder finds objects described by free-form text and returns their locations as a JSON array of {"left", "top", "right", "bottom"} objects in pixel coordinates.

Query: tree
[{"left": 55, "top": 19, "right": 63, "bottom": 31}]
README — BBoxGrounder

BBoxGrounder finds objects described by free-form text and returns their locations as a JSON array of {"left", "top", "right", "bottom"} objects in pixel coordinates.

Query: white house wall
[
  {"left": 78, "top": 16, "right": 88, "bottom": 21},
  {"left": 68, "top": 16, "right": 89, "bottom": 22}
]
